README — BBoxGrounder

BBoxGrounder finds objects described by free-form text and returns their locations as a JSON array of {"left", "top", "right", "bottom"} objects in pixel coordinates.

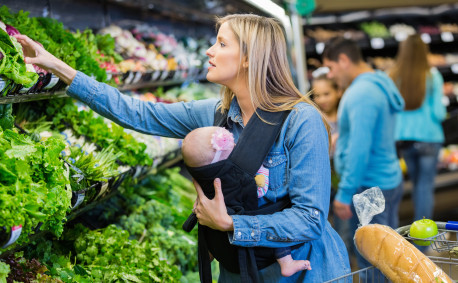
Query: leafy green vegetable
[
  {"left": 0, "top": 104, "right": 14, "bottom": 131},
  {"left": 0, "top": 261, "right": 9, "bottom": 283},
  {"left": 0, "top": 27, "right": 38, "bottom": 87},
  {"left": 0, "top": 7, "right": 121, "bottom": 82},
  {"left": 0, "top": 129, "right": 71, "bottom": 248}
]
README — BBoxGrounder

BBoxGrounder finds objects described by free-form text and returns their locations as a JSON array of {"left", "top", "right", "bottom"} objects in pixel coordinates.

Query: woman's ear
[{"left": 242, "top": 56, "right": 249, "bottom": 68}]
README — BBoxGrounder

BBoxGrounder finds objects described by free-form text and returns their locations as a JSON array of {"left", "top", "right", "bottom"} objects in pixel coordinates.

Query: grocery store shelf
[
  {"left": 313, "top": 0, "right": 458, "bottom": 14},
  {"left": 119, "top": 79, "right": 193, "bottom": 91},
  {"left": 400, "top": 170, "right": 458, "bottom": 224},
  {"left": 404, "top": 170, "right": 458, "bottom": 193},
  {"left": 305, "top": 32, "right": 458, "bottom": 57},
  {"left": 0, "top": 91, "right": 69, "bottom": 105}
]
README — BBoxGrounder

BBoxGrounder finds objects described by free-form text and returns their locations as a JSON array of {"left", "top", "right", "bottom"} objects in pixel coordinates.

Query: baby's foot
[{"left": 277, "top": 256, "right": 312, "bottom": 277}]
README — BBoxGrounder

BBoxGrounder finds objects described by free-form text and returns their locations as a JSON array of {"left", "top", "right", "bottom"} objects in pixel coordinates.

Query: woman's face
[
  {"left": 205, "top": 22, "right": 244, "bottom": 88},
  {"left": 312, "top": 79, "right": 340, "bottom": 114}
]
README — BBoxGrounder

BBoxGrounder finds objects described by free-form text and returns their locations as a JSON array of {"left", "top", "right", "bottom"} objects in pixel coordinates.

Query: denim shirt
[{"left": 67, "top": 71, "right": 350, "bottom": 282}]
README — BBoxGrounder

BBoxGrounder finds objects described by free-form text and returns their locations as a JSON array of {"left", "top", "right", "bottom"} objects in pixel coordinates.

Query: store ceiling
[{"left": 312, "top": 0, "right": 458, "bottom": 13}]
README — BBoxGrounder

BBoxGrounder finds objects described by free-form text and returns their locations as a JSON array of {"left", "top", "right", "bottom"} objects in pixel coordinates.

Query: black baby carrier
[{"left": 182, "top": 105, "right": 291, "bottom": 283}]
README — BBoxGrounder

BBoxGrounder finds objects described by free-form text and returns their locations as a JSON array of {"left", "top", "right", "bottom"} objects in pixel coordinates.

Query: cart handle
[{"left": 396, "top": 221, "right": 458, "bottom": 235}]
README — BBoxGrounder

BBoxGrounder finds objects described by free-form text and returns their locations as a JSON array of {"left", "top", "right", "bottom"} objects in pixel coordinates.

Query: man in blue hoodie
[{"left": 322, "top": 37, "right": 405, "bottom": 279}]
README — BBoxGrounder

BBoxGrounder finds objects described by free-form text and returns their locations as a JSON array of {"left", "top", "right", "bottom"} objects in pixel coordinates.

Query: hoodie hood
[{"left": 354, "top": 70, "right": 405, "bottom": 112}]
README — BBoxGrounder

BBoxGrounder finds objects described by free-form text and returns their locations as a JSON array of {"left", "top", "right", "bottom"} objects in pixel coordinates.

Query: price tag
[
  {"left": 132, "top": 72, "right": 143, "bottom": 84},
  {"left": 133, "top": 165, "right": 143, "bottom": 179},
  {"left": 106, "top": 72, "right": 113, "bottom": 81},
  {"left": 18, "top": 85, "right": 32, "bottom": 94},
  {"left": 2, "top": 225, "right": 22, "bottom": 249},
  {"left": 451, "top": 64, "right": 458, "bottom": 74},
  {"left": 421, "top": 33, "right": 432, "bottom": 44},
  {"left": 43, "top": 75, "right": 59, "bottom": 90},
  {"left": 124, "top": 72, "right": 135, "bottom": 85},
  {"left": 72, "top": 192, "right": 85, "bottom": 210},
  {"left": 96, "top": 182, "right": 109, "bottom": 199},
  {"left": 441, "top": 32, "right": 454, "bottom": 43},
  {"left": 0, "top": 79, "right": 6, "bottom": 92},
  {"left": 370, "top": 38, "right": 385, "bottom": 49},
  {"left": 394, "top": 33, "right": 408, "bottom": 42},
  {"left": 315, "top": 42, "right": 325, "bottom": 54},
  {"left": 152, "top": 70, "right": 161, "bottom": 81},
  {"left": 160, "top": 71, "right": 169, "bottom": 80}
]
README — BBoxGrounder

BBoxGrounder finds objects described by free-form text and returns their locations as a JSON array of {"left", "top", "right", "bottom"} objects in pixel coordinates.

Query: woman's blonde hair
[
  {"left": 389, "top": 34, "right": 430, "bottom": 110},
  {"left": 215, "top": 14, "right": 330, "bottom": 141}
]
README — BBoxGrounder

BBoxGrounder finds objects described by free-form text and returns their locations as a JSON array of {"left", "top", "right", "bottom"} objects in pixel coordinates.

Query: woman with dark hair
[{"left": 389, "top": 34, "right": 446, "bottom": 226}]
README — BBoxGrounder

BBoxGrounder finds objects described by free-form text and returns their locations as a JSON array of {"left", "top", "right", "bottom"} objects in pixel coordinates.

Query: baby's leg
[{"left": 277, "top": 254, "right": 312, "bottom": 277}]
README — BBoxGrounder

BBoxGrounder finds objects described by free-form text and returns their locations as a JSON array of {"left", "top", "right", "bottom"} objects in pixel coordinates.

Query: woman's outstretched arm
[{"left": 14, "top": 34, "right": 77, "bottom": 85}]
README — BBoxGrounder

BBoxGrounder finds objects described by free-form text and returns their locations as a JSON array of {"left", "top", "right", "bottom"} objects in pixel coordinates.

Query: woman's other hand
[
  {"left": 14, "top": 34, "right": 77, "bottom": 85},
  {"left": 193, "top": 178, "right": 233, "bottom": 231},
  {"left": 333, "top": 199, "right": 352, "bottom": 220}
]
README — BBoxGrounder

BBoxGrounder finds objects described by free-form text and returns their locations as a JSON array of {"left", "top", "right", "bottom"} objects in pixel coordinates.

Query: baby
[{"left": 182, "top": 126, "right": 311, "bottom": 277}]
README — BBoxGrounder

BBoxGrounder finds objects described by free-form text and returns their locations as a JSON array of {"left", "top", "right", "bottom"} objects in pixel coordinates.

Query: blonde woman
[
  {"left": 16, "top": 14, "right": 350, "bottom": 282},
  {"left": 389, "top": 34, "right": 446, "bottom": 226}
]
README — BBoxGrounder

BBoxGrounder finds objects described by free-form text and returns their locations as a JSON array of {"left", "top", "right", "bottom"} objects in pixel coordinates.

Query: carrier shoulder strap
[
  {"left": 229, "top": 110, "right": 290, "bottom": 176},
  {"left": 213, "top": 101, "right": 290, "bottom": 176}
]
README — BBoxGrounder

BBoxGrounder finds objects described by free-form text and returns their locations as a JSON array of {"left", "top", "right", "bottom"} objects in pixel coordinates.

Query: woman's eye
[{"left": 220, "top": 42, "right": 225, "bottom": 47}]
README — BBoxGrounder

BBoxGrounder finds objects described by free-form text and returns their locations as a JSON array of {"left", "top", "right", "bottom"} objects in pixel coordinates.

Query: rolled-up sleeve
[
  {"left": 67, "top": 71, "right": 219, "bottom": 138},
  {"left": 228, "top": 105, "right": 331, "bottom": 248}
]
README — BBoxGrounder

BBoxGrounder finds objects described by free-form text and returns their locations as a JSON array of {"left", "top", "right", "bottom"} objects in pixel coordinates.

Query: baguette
[{"left": 354, "top": 224, "right": 453, "bottom": 283}]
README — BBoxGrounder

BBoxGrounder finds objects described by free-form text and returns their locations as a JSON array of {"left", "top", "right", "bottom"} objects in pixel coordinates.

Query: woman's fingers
[
  {"left": 213, "top": 178, "right": 223, "bottom": 201},
  {"left": 14, "top": 34, "right": 50, "bottom": 67},
  {"left": 193, "top": 179, "right": 205, "bottom": 199}
]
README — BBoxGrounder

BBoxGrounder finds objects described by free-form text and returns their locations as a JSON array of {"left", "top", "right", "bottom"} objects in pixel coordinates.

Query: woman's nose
[{"left": 206, "top": 46, "right": 214, "bottom": 57}]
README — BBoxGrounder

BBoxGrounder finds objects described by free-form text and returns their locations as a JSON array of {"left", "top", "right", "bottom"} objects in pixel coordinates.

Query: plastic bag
[{"left": 352, "top": 186, "right": 385, "bottom": 226}]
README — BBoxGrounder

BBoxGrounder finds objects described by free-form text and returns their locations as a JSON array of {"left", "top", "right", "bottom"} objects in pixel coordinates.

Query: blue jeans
[
  {"left": 400, "top": 142, "right": 442, "bottom": 221},
  {"left": 350, "top": 183, "right": 404, "bottom": 281}
]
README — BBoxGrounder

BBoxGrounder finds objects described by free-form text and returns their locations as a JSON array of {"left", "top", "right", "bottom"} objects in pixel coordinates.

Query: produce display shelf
[
  {"left": 306, "top": 32, "right": 458, "bottom": 57},
  {"left": 404, "top": 170, "right": 458, "bottom": 193},
  {"left": 119, "top": 80, "right": 190, "bottom": 91},
  {"left": 0, "top": 91, "right": 68, "bottom": 105}
]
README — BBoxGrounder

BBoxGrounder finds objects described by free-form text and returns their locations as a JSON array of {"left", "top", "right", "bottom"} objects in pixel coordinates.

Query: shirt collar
[{"left": 227, "top": 98, "right": 244, "bottom": 128}]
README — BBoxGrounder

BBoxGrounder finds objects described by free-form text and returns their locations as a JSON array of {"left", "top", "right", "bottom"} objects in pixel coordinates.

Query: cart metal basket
[
  {"left": 396, "top": 221, "right": 458, "bottom": 253},
  {"left": 324, "top": 256, "right": 458, "bottom": 283},
  {"left": 325, "top": 221, "right": 458, "bottom": 283}
]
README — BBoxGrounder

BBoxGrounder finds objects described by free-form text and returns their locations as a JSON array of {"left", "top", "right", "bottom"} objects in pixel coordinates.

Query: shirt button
[
  {"left": 315, "top": 210, "right": 319, "bottom": 215},
  {"left": 269, "top": 159, "right": 273, "bottom": 164},
  {"left": 237, "top": 232, "right": 242, "bottom": 237},
  {"left": 251, "top": 232, "right": 255, "bottom": 237}
]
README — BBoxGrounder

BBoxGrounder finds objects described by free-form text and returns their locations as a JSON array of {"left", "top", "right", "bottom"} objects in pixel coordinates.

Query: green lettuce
[{"left": 0, "top": 28, "right": 38, "bottom": 87}]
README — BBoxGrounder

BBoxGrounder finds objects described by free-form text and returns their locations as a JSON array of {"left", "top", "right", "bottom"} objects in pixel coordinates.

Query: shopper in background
[
  {"left": 389, "top": 34, "right": 446, "bottom": 224},
  {"left": 322, "top": 37, "right": 405, "bottom": 279},
  {"left": 311, "top": 71, "right": 341, "bottom": 155},
  {"left": 15, "top": 14, "right": 350, "bottom": 282},
  {"left": 311, "top": 72, "right": 352, "bottom": 255}
]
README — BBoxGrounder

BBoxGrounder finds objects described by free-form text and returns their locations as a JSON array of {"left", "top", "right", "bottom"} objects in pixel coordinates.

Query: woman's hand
[
  {"left": 333, "top": 199, "right": 352, "bottom": 220},
  {"left": 193, "top": 178, "right": 233, "bottom": 231},
  {"left": 14, "top": 34, "right": 77, "bottom": 85}
]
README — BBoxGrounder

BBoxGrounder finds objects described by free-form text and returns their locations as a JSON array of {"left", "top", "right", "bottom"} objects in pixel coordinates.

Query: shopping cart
[{"left": 325, "top": 221, "right": 458, "bottom": 283}]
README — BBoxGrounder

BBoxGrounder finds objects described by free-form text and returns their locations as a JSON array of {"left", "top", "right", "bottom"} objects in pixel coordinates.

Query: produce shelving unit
[
  {"left": 303, "top": 4, "right": 458, "bottom": 82},
  {"left": 0, "top": 90, "right": 68, "bottom": 104}
]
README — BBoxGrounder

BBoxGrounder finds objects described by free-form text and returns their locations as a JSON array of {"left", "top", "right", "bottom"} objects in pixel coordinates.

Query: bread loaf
[{"left": 354, "top": 224, "right": 453, "bottom": 283}]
